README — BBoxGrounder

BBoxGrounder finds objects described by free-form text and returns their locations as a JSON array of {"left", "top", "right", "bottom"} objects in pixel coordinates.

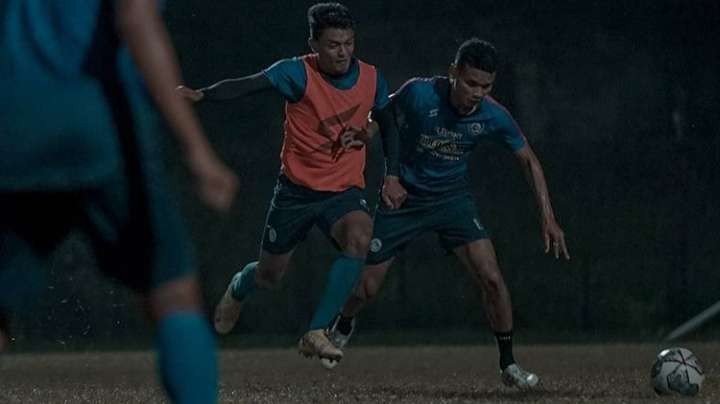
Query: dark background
[{"left": 11, "top": 0, "right": 720, "bottom": 348}]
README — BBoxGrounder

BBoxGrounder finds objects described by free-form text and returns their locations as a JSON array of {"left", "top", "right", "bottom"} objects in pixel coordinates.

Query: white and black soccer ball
[{"left": 651, "top": 347, "right": 704, "bottom": 396}]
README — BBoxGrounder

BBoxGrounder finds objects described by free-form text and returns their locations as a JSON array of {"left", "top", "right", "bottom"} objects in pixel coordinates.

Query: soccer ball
[{"left": 651, "top": 347, "right": 704, "bottom": 396}]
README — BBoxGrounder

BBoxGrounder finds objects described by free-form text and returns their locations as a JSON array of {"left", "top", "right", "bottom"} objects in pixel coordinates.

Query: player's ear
[{"left": 448, "top": 63, "right": 458, "bottom": 84}]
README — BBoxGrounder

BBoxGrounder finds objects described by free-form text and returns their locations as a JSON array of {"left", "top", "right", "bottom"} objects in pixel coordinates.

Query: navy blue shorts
[
  {"left": 0, "top": 85, "right": 194, "bottom": 303},
  {"left": 260, "top": 175, "right": 371, "bottom": 254},
  {"left": 0, "top": 175, "right": 195, "bottom": 305},
  {"left": 366, "top": 192, "right": 489, "bottom": 265}
]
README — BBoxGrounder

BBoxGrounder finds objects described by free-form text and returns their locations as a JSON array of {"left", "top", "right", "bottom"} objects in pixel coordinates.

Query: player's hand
[
  {"left": 340, "top": 125, "right": 373, "bottom": 150},
  {"left": 543, "top": 218, "right": 570, "bottom": 260},
  {"left": 187, "top": 147, "right": 238, "bottom": 212},
  {"left": 363, "top": 120, "right": 379, "bottom": 143},
  {"left": 175, "top": 85, "right": 204, "bottom": 102},
  {"left": 381, "top": 175, "right": 407, "bottom": 209}
]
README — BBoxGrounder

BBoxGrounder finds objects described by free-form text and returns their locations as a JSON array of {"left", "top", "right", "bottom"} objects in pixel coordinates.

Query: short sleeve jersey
[
  {"left": 0, "top": 0, "right": 150, "bottom": 190},
  {"left": 393, "top": 76, "right": 527, "bottom": 198}
]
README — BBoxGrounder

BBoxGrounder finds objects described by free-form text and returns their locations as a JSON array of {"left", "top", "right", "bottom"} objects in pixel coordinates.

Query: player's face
[
  {"left": 449, "top": 64, "right": 496, "bottom": 115},
  {"left": 309, "top": 28, "right": 355, "bottom": 76}
]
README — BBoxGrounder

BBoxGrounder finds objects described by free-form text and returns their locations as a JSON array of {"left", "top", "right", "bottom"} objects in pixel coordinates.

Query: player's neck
[
  {"left": 318, "top": 58, "right": 356, "bottom": 80},
  {"left": 449, "top": 92, "right": 477, "bottom": 116}
]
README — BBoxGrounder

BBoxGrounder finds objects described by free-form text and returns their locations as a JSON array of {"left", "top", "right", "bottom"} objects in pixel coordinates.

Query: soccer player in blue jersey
[
  {"left": 176, "top": 3, "right": 404, "bottom": 361},
  {"left": 325, "top": 38, "right": 570, "bottom": 388},
  {"left": 0, "top": 1, "right": 238, "bottom": 402}
]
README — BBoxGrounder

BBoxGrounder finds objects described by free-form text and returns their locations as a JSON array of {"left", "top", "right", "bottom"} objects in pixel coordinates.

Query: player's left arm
[
  {"left": 343, "top": 107, "right": 404, "bottom": 209},
  {"left": 372, "top": 103, "right": 406, "bottom": 209},
  {"left": 117, "top": 0, "right": 238, "bottom": 212},
  {"left": 372, "top": 71, "right": 406, "bottom": 209},
  {"left": 514, "top": 144, "right": 570, "bottom": 260},
  {"left": 340, "top": 70, "right": 406, "bottom": 208}
]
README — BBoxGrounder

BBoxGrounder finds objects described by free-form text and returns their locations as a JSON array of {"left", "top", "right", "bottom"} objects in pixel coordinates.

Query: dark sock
[
  {"left": 337, "top": 315, "right": 354, "bottom": 335},
  {"left": 495, "top": 330, "right": 515, "bottom": 370}
]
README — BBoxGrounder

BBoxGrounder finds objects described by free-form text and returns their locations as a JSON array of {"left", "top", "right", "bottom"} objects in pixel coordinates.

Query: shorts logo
[
  {"left": 369, "top": 238, "right": 383, "bottom": 253},
  {"left": 428, "top": 108, "right": 439, "bottom": 118},
  {"left": 267, "top": 226, "right": 277, "bottom": 243},
  {"left": 470, "top": 123, "right": 485, "bottom": 136},
  {"left": 360, "top": 199, "right": 369, "bottom": 210},
  {"left": 473, "top": 218, "right": 484, "bottom": 231}
]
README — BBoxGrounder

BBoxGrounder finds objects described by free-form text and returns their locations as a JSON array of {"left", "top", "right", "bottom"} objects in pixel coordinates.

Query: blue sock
[
  {"left": 230, "top": 261, "right": 258, "bottom": 301},
  {"left": 156, "top": 311, "right": 217, "bottom": 404},
  {"left": 309, "top": 254, "right": 364, "bottom": 330}
]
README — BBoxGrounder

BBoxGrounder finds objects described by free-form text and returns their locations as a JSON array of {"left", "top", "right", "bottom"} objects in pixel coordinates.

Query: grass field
[{"left": 0, "top": 342, "right": 717, "bottom": 403}]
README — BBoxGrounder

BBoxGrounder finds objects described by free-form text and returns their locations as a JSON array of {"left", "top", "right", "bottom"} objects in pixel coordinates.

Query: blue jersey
[
  {"left": 394, "top": 77, "right": 526, "bottom": 198},
  {"left": 0, "top": 0, "right": 145, "bottom": 86},
  {"left": 263, "top": 57, "right": 390, "bottom": 109},
  {"left": 0, "top": 0, "right": 154, "bottom": 191}
]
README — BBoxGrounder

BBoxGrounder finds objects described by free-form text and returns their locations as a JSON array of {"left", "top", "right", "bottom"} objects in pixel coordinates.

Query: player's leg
[
  {"left": 322, "top": 197, "right": 427, "bottom": 369},
  {"left": 312, "top": 209, "right": 373, "bottom": 330},
  {"left": 214, "top": 249, "right": 294, "bottom": 334},
  {"left": 319, "top": 259, "right": 394, "bottom": 370},
  {"left": 335, "top": 197, "right": 428, "bottom": 328},
  {"left": 335, "top": 260, "right": 393, "bottom": 336},
  {"left": 147, "top": 275, "right": 217, "bottom": 404},
  {"left": 297, "top": 189, "right": 371, "bottom": 360},
  {"left": 454, "top": 240, "right": 538, "bottom": 388},
  {"left": 341, "top": 258, "right": 394, "bottom": 318},
  {"left": 435, "top": 193, "right": 537, "bottom": 388},
  {"left": 453, "top": 240, "right": 514, "bottom": 358},
  {"left": 215, "top": 176, "right": 316, "bottom": 334},
  {"left": 86, "top": 174, "right": 218, "bottom": 404},
  {"left": 0, "top": 192, "right": 77, "bottom": 352},
  {"left": 297, "top": 211, "right": 371, "bottom": 360}
]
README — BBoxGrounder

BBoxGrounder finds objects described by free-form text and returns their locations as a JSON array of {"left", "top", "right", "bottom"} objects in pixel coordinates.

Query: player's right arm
[
  {"left": 176, "top": 57, "right": 306, "bottom": 103},
  {"left": 116, "top": 0, "right": 237, "bottom": 211},
  {"left": 176, "top": 72, "right": 275, "bottom": 102}
]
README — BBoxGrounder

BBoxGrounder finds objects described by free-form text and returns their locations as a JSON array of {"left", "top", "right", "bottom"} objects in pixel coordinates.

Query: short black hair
[
  {"left": 307, "top": 3, "right": 355, "bottom": 40},
  {"left": 454, "top": 38, "right": 498, "bottom": 73}
]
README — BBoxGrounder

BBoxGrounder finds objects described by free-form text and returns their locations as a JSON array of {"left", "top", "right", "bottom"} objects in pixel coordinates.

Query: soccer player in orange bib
[{"left": 177, "top": 2, "right": 404, "bottom": 361}]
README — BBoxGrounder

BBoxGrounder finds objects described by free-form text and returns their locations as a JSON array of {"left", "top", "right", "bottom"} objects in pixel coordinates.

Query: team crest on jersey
[
  {"left": 267, "top": 226, "right": 278, "bottom": 243},
  {"left": 370, "top": 238, "right": 383, "bottom": 253},
  {"left": 470, "top": 123, "right": 485, "bottom": 136}
]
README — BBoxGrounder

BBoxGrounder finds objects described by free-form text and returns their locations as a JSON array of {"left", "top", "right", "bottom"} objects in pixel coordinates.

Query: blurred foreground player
[{"left": 0, "top": 1, "right": 238, "bottom": 403}]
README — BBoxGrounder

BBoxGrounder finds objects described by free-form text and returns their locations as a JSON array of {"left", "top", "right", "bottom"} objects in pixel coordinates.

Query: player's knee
[
  {"left": 255, "top": 264, "right": 285, "bottom": 289},
  {"left": 148, "top": 276, "right": 203, "bottom": 321},
  {"left": 343, "top": 228, "right": 372, "bottom": 257},
  {"left": 478, "top": 268, "right": 505, "bottom": 295}
]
